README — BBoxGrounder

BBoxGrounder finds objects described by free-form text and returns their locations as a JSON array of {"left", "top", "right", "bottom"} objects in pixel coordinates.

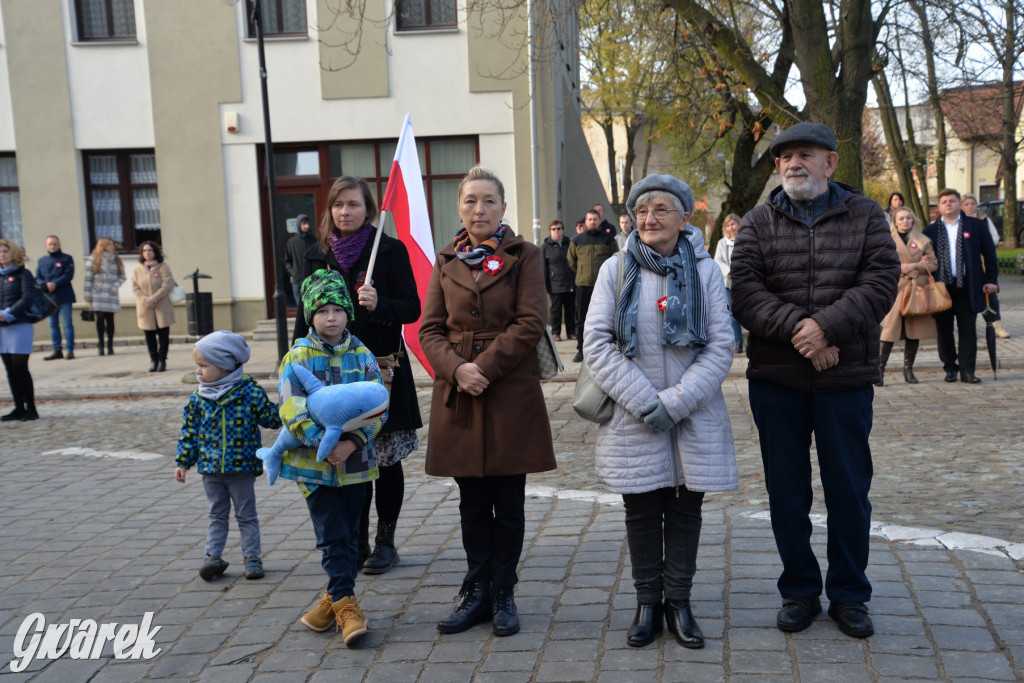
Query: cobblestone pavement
[{"left": 1, "top": 278, "right": 1022, "bottom": 680}]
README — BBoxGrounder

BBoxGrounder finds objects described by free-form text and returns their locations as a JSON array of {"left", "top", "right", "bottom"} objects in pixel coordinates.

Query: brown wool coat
[
  {"left": 880, "top": 230, "right": 938, "bottom": 342},
  {"left": 419, "top": 230, "right": 557, "bottom": 478},
  {"left": 131, "top": 262, "right": 176, "bottom": 330}
]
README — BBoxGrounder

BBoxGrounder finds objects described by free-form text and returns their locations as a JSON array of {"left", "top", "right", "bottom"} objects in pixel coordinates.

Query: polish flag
[{"left": 381, "top": 114, "right": 436, "bottom": 378}]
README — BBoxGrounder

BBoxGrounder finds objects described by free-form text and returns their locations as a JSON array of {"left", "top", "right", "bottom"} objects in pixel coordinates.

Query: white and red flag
[{"left": 376, "top": 114, "right": 435, "bottom": 377}]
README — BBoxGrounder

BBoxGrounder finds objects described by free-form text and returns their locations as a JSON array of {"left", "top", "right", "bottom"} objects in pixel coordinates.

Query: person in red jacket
[{"left": 732, "top": 122, "right": 899, "bottom": 640}]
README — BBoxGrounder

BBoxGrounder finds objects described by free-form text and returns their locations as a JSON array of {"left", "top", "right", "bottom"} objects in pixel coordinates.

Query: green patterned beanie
[{"left": 301, "top": 269, "right": 355, "bottom": 325}]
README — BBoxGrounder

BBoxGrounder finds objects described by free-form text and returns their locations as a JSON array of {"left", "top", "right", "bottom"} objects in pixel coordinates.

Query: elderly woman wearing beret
[{"left": 583, "top": 174, "right": 738, "bottom": 649}]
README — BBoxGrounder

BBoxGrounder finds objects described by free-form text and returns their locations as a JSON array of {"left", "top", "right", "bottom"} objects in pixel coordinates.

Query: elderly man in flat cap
[{"left": 731, "top": 122, "right": 899, "bottom": 639}]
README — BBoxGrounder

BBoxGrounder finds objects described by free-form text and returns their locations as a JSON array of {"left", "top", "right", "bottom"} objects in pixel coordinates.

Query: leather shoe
[
  {"left": 626, "top": 602, "right": 663, "bottom": 647},
  {"left": 43, "top": 350, "right": 63, "bottom": 361},
  {"left": 492, "top": 585, "right": 520, "bottom": 637},
  {"left": 149, "top": 360, "right": 159, "bottom": 372},
  {"left": 944, "top": 370, "right": 958, "bottom": 382},
  {"left": 664, "top": 599, "right": 704, "bottom": 649},
  {"left": 157, "top": 360, "right": 167, "bottom": 372},
  {"left": 572, "top": 352, "right": 583, "bottom": 363},
  {"left": 828, "top": 602, "right": 873, "bottom": 638},
  {"left": 960, "top": 373, "right": 981, "bottom": 384},
  {"left": 776, "top": 596, "right": 821, "bottom": 632},
  {"left": 437, "top": 582, "right": 491, "bottom": 634}
]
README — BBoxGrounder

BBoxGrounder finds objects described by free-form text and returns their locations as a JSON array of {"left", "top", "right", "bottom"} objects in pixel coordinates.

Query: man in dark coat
[
  {"left": 922, "top": 188, "right": 999, "bottom": 383},
  {"left": 732, "top": 122, "right": 899, "bottom": 640},
  {"left": 36, "top": 235, "right": 76, "bottom": 360},
  {"left": 567, "top": 210, "right": 617, "bottom": 362},
  {"left": 541, "top": 220, "right": 575, "bottom": 340},
  {"left": 284, "top": 214, "right": 314, "bottom": 306}
]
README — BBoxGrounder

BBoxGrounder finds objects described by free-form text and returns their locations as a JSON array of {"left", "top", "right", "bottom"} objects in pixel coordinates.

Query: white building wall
[{"left": 0, "top": 8, "right": 15, "bottom": 150}]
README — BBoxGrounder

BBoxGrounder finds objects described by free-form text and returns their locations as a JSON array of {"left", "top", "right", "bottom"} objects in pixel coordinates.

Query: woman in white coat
[{"left": 583, "top": 175, "right": 737, "bottom": 650}]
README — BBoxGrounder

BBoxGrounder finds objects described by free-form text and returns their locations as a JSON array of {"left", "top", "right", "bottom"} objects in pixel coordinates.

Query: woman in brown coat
[
  {"left": 419, "top": 167, "right": 556, "bottom": 638},
  {"left": 130, "top": 240, "right": 176, "bottom": 372},
  {"left": 878, "top": 207, "right": 937, "bottom": 384}
]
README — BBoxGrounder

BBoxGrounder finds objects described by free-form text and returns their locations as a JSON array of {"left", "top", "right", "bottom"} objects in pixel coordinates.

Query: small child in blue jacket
[{"left": 175, "top": 331, "right": 281, "bottom": 581}]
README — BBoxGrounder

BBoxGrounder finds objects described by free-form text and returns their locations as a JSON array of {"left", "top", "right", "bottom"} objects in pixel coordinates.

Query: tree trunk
[
  {"left": 999, "top": 0, "right": 1018, "bottom": 248},
  {"left": 873, "top": 70, "right": 924, "bottom": 218},
  {"left": 601, "top": 118, "right": 619, "bottom": 205}
]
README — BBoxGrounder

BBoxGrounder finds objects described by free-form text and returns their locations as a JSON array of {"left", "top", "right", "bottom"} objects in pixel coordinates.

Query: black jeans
[
  {"left": 749, "top": 379, "right": 874, "bottom": 604},
  {"left": 575, "top": 286, "right": 594, "bottom": 352},
  {"left": 934, "top": 284, "right": 978, "bottom": 375},
  {"left": 623, "top": 486, "right": 704, "bottom": 603},
  {"left": 95, "top": 312, "right": 115, "bottom": 347},
  {"left": 455, "top": 474, "right": 526, "bottom": 587},
  {"left": 548, "top": 291, "right": 575, "bottom": 338},
  {"left": 144, "top": 327, "right": 170, "bottom": 362}
]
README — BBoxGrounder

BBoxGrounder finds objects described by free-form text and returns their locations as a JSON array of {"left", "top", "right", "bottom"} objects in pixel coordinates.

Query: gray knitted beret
[
  {"left": 625, "top": 174, "right": 695, "bottom": 221},
  {"left": 769, "top": 122, "right": 837, "bottom": 157},
  {"left": 194, "top": 331, "right": 251, "bottom": 371}
]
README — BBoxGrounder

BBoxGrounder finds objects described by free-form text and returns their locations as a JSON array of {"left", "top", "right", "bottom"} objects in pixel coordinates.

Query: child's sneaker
[
  {"left": 333, "top": 595, "right": 368, "bottom": 646},
  {"left": 244, "top": 556, "right": 264, "bottom": 580},
  {"left": 301, "top": 592, "right": 335, "bottom": 632},
  {"left": 199, "top": 555, "right": 229, "bottom": 581}
]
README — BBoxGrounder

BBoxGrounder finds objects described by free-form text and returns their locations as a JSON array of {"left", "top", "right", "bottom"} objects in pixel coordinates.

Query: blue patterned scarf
[{"left": 615, "top": 230, "right": 707, "bottom": 358}]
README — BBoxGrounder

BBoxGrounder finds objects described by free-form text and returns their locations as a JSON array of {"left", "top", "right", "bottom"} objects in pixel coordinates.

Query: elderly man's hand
[
  {"left": 983, "top": 283, "right": 999, "bottom": 295},
  {"left": 809, "top": 346, "right": 839, "bottom": 372},
  {"left": 792, "top": 318, "right": 829, "bottom": 358}
]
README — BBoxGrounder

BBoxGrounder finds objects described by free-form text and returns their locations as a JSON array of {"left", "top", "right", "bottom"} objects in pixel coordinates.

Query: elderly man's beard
[{"left": 781, "top": 169, "right": 827, "bottom": 201}]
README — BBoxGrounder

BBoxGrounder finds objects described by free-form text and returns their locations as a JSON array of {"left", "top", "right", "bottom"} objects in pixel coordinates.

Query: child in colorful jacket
[
  {"left": 175, "top": 331, "right": 281, "bottom": 582},
  {"left": 281, "top": 269, "right": 386, "bottom": 646}
]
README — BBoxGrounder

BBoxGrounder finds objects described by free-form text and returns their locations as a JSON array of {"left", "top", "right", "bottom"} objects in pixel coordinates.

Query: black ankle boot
[
  {"left": 157, "top": 360, "right": 166, "bottom": 372},
  {"left": 492, "top": 585, "right": 520, "bottom": 636},
  {"left": 149, "top": 360, "right": 159, "bottom": 372},
  {"left": 665, "top": 599, "right": 704, "bottom": 649},
  {"left": 437, "top": 582, "right": 491, "bottom": 634},
  {"left": 626, "top": 602, "right": 663, "bottom": 647},
  {"left": 875, "top": 341, "right": 893, "bottom": 387},
  {"left": 1, "top": 407, "right": 26, "bottom": 422},
  {"left": 98, "top": 343, "right": 105, "bottom": 356},
  {"left": 363, "top": 521, "right": 399, "bottom": 574},
  {"left": 107, "top": 341, "right": 114, "bottom": 355}
]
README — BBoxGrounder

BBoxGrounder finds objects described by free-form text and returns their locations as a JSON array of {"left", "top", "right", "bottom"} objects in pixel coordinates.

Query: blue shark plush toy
[{"left": 257, "top": 364, "right": 389, "bottom": 485}]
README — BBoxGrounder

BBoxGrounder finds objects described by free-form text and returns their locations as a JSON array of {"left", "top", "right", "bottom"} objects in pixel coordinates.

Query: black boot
[
  {"left": 875, "top": 341, "right": 893, "bottom": 386},
  {"left": 437, "top": 582, "right": 491, "bottom": 634},
  {"left": 492, "top": 585, "right": 520, "bottom": 637},
  {"left": 98, "top": 344, "right": 105, "bottom": 356},
  {"left": 1, "top": 363, "right": 24, "bottom": 421},
  {"left": 903, "top": 339, "right": 919, "bottom": 384},
  {"left": 107, "top": 339, "right": 114, "bottom": 355},
  {"left": 626, "top": 602, "right": 663, "bottom": 647},
  {"left": 157, "top": 360, "right": 166, "bottom": 372},
  {"left": 363, "top": 521, "right": 399, "bottom": 574},
  {"left": 149, "top": 360, "right": 159, "bottom": 372},
  {"left": 665, "top": 599, "right": 704, "bottom": 649}
]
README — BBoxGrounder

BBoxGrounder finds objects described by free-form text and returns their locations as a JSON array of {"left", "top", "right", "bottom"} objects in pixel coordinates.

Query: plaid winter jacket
[
  {"left": 175, "top": 375, "right": 282, "bottom": 475},
  {"left": 277, "top": 331, "right": 386, "bottom": 494}
]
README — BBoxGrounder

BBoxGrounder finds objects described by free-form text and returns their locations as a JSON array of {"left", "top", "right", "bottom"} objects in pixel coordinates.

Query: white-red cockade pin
[
  {"left": 482, "top": 256, "right": 504, "bottom": 275},
  {"left": 658, "top": 296, "right": 668, "bottom": 311}
]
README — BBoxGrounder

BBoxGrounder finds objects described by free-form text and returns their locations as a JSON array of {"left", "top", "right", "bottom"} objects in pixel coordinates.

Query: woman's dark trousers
[
  {"left": 96, "top": 312, "right": 115, "bottom": 351},
  {"left": 623, "top": 486, "right": 704, "bottom": 603},
  {"left": 454, "top": 474, "right": 526, "bottom": 587},
  {"left": 144, "top": 327, "right": 170, "bottom": 362}
]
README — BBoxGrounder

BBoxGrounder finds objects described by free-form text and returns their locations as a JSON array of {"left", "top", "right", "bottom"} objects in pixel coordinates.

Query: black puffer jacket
[
  {"left": 541, "top": 236, "right": 574, "bottom": 294},
  {"left": 0, "top": 266, "right": 38, "bottom": 325},
  {"left": 732, "top": 184, "right": 899, "bottom": 391}
]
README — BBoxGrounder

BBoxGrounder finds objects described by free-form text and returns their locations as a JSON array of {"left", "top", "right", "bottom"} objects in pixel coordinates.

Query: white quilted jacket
[{"left": 583, "top": 229, "right": 738, "bottom": 494}]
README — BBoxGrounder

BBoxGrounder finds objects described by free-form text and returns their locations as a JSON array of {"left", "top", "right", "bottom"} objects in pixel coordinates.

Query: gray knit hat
[
  {"left": 626, "top": 174, "right": 695, "bottom": 221},
  {"left": 770, "top": 122, "right": 837, "bottom": 157},
  {"left": 194, "top": 331, "right": 251, "bottom": 371}
]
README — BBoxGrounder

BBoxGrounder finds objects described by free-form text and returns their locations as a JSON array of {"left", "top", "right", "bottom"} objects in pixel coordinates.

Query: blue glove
[{"left": 641, "top": 399, "right": 675, "bottom": 432}]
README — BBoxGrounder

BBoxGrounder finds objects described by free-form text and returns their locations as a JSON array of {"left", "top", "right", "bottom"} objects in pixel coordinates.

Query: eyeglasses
[{"left": 635, "top": 207, "right": 679, "bottom": 221}]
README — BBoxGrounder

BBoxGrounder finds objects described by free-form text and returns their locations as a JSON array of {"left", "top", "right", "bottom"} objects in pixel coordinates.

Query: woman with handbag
[
  {"left": 878, "top": 207, "right": 938, "bottom": 385},
  {"left": 583, "top": 175, "right": 737, "bottom": 650},
  {"left": 292, "top": 176, "right": 423, "bottom": 576},
  {"left": 0, "top": 239, "right": 39, "bottom": 421},
  {"left": 419, "top": 167, "right": 556, "bottom": 637},
  {"left": 131, "top": 241, "right": 175, "bottom": 372},
  {"left": 83, "top": 238, "right": 126, "bottom": 356}
]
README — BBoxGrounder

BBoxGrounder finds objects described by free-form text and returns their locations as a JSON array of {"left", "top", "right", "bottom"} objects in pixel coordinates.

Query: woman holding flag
[
  {"left": 419, "top": 166, "right": 556, "bottom": 637},
  {"left": 293, "top": 175, "right": 423, "bottom": 575}
]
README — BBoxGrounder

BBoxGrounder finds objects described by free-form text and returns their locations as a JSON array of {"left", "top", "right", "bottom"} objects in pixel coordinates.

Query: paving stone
[
  {"left": 870, "top": 653, "right": 940, "bottom": 678},
  {"left": 940, "top": 650, "right": 1018, "bottom": 680},
  {"left": 930, "top": 625, "right": 998, "bottom": 651}
]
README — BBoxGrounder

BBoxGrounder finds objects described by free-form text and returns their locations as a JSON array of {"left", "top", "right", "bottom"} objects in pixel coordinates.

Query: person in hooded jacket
[
  {"left": 0, "top": 239, "right": 39, "bottom": 421},
  {"left": 583, "top": 175, "right": 738, "bottom": 650},
  {"left": 285, "top": 213, "right": 315, "bottom": 306},
  {"left": 292, "top": 176, "right": 422, "bottom": 576}
]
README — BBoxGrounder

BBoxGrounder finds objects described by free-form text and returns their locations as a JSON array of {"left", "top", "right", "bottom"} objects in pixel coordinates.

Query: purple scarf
[{"left": 330, "top": 225, "right": 374, "bottom": 271}]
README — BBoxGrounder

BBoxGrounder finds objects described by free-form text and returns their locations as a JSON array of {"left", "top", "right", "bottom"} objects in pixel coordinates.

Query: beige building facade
[{"left": 0, "top": 0, "right": 603, "bottom": 337}]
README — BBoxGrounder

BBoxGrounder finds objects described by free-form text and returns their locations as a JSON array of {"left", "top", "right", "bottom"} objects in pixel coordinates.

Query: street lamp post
[{"left": 226, "top": 0, "right": 289, "bottom": 360}]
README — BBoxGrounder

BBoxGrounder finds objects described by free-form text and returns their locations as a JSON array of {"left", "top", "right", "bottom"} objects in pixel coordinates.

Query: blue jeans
[
  {"left": 749, "top": 380, "right": 874, "bottom": 604},
  {"left": 306, "top": 484, "right": 366, "bottom": 600},
  {"left": 291, "top": 283, "right": 301, "bottom": 308},
  {"left": 202, "top": 472, "right": 261, "bottom": 558},
  {"left": 48, "top": 303, "right": 74, "bottom": 352},
  {"left": 725, "top": 289, "right": 742, "bottom": 344}
]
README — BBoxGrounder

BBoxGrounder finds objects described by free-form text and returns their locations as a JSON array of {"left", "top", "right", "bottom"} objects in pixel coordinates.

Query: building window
[
  {"left": 245, "top": 0, "right": 307, "bottom": 37},
  {"left": 75, "top": 0, "right": 136, "bottom": 41},
  {"left": 0, "top": 155, "right": 23, "bottom": 246},
  {"left": 84, "top": 151, "right": 161, "bottom": 252},
  {"left": 395, "top": 0, "right": 457, "bottom": 31}
]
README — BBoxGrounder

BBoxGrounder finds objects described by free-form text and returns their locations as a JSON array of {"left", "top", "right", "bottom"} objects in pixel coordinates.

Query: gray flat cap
[
  {"left": 770, "top": 122, "right": 837, "bottom": 157},
  {"left": 626, "top": 174, "right": 695, "bottom": 219}
]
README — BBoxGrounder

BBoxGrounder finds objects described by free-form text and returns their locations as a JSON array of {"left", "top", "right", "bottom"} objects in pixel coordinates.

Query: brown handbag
[{"left": 900, "top": 272, "right": 952, "bottom": 317}]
